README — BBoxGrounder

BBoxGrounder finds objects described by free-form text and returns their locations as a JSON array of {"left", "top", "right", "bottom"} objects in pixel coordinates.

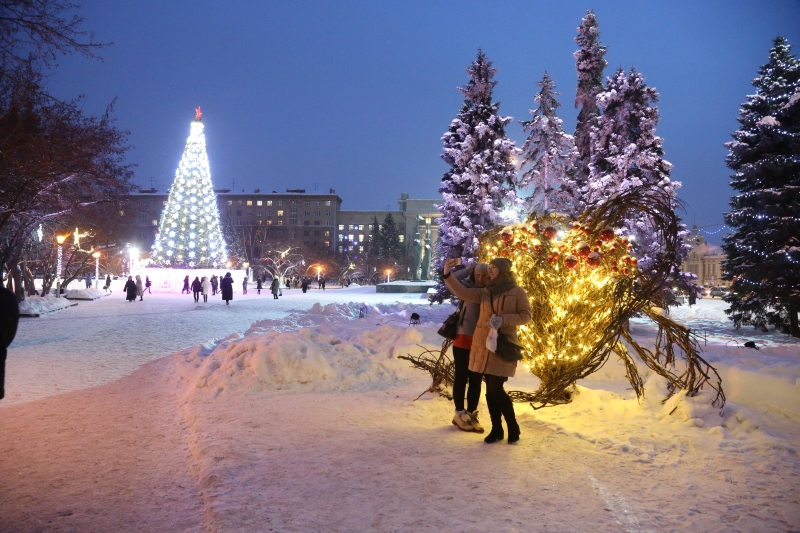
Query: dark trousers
[
  {"left": 193, "top": 291, "right": 200, "bottom": 302},
  {"left": 452, "top": 346, "right": 482, "bottom": 412},
  {"left": 0, "top": 348, "right": 6, "bottom": 400},
  {"left": 484, "top": 374, "right": 518, "bottom": 432},
  {"left": 203, "top": 294, "right": 207, "bottom": 302}
]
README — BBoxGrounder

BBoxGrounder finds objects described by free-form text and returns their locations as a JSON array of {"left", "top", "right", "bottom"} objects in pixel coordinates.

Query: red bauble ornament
[
  {"left": 594, "top": 240, "right": 603, "bottom": 247},
  {"left": 622, "top": 256, "right": 632, "bottom": 265},
  {"left": 586, "top": 251, "right": 602, "bottom": 268},
  {"left": 621, "top": 238, "right": 629, "bottom": 246},
  {"left": 501, "top": 249, "right": 509, "bottom": 257},
  {"left": 563, "top": 255, "right": 579, "bottom": 269},
  {"left": 576, "top": 241, "right": 591, "bottom": 257},
  {"left": 519, "top": 226, "right": 528, "bottom": 234},
  {"left": 583, "top": 227, "right": 592, "bottom": 236},
  {"left": 622, "top": 267, "right": 630, "bottom": 276},
  {"left": 546, "top": 256, "right": 555, "bottom": 264},
  {"left": 600, "top": 227, "right": 615, "bottom": 242},
  {"left": 543, "top": 226, "right": 558, "bottom": 240},
  {"left": 630, "top": 257, "right": 638, "bottom": 267},
  {"left": 610, "top": 265, "right": 619, "bottom": 274},
  {"left": 534, "top": 245, "right": 542, "bottom": 254},
  {"left": 551, "top": 251, "right": 560, "bottom": 258},
  {"left": 501, "top": 231, "right": 514, "bottom": 244},
  {"left": 520, "top": 242, "right": 529, "bottom": 250}
]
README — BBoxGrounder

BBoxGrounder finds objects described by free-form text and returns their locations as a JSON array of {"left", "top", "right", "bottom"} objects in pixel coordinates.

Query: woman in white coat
[{"left": 201, "top": 276, "right": 210, "bottom": 303}]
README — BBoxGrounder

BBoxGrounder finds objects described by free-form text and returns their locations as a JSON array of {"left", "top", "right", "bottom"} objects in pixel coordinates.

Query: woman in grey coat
[
  {"left": 450, "top": 264, "right": 490, "bottom": 433},
  {"left": 443, "top": 257, "right": 532, "bottom": 444}
]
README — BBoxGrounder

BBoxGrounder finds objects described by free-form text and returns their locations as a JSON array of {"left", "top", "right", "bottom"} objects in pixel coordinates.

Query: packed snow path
[{"left": 1, "top": 288, "right": 799, "bottom": 532}]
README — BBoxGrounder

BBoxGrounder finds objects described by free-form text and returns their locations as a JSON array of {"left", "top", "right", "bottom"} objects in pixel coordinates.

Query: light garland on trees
[{"left": 151, "top": 108, "right": 227, "bottom": 268}]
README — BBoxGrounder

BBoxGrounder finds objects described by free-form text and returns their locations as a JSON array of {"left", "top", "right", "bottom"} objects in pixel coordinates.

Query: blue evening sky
[{"left": 46, "top": 0, "right": 800, "bottom": 245}]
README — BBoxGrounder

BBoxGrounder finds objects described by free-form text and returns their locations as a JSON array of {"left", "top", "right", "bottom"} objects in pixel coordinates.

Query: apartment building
[{"left": 681, "top": 225, "right": 729, "bottom": 288}]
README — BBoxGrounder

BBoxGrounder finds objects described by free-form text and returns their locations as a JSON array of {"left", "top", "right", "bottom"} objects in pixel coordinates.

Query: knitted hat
[{"left": 490, "top": 257, "right": 513, "bottom": 274}]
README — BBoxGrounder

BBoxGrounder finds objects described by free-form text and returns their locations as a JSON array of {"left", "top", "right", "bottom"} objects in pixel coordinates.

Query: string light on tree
[{"left": 151, "top": 107, "right": 228, "bottom": 268}]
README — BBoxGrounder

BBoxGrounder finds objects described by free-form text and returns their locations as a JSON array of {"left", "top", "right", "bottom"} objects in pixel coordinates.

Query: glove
[{"left": 489, "top": 314, "right": 503, "bottom": 330}]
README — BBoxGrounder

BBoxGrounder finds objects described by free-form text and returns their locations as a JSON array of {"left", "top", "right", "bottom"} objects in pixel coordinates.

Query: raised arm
[{"left": 442, "top": 259, "right": 482, "bottom": 304}]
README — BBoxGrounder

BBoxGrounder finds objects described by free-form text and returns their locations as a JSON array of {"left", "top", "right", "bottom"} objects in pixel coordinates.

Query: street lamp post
[
  {"left": 317, "top": 266, "right": 321, "bottom": 281},
  {"left": 385, "top": 269, "right": 391, "bottom": 283},
  {"left": 55, "top": 235, "right": 66, "bottom": 297},
  {"left": 92, "top": 251, "right": 101, "bottom": 289}
]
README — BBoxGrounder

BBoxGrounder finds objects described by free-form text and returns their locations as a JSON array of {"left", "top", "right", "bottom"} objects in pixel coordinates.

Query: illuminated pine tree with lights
[
  {"left": 722, "top": 37, "right": 800, "bottom": 337},
  {"left": 150, "top": 108, "right": 227, "bottom": 268},
  {"left": 431, "top": 50, "right": 518, "bottom": 303}
]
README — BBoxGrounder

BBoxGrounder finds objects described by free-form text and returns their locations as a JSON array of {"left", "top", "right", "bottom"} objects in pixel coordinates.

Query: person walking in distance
[
  {"left": 182, "top": 275, "right": 190, "bottom": 294},
  {"left": 220, "top": 272, "right": 234, "bottom": 305},
  {"left": 448, "top": 263, "right": 490, "bottom": 433},
  {"left": 256, "top": 276, "right": 263, "bottom": 295},
  {"left": 144, "top": 276, "right": 152, "bottom": 294},
  {"left": 191, "top": 276, "right": 202, "bottom": 303},
  {"left": 210, "top": 275, "right": 218, "bottom": 296},
  {"left": 270, "top": 277, "right": 280, "bottom": 299},
  {"left": 242, "top": 276, "right": 248, "bottom": 295},
  {"left": 104, "top": 274, "right": 112, "bottom": 294},
  {"left": 443, "top": 257, "right": 531, "bottom": 444},
  {"left": 123, "top": 276, "right": 137, "bottom": 302},
  {"left": 201, "top": 276, "right": 210, "bottom": 303},
  {"left": 135, "top": 275, "right": 144, "bottom": 301}
]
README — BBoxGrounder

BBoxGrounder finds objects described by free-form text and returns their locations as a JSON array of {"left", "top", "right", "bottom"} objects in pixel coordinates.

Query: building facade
[
  {"left": 681, "top": 225, "right": 729, "bottom": 288},
  {"left": 119, "top": 189, "right": 439, "bottom": 266}
]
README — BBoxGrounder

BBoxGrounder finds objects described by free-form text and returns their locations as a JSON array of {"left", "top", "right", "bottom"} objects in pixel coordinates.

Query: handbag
[
  {"left": 437, "top": 310, "right": 460, "bottom": 339},
  {"left": 494, "top": 333, "right": 525, "bottom": 362}
]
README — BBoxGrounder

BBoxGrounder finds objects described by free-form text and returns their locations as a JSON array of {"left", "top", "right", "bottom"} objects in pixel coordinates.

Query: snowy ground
[{"left": 1, "top": 284, "right": 798, "bottom": 532}]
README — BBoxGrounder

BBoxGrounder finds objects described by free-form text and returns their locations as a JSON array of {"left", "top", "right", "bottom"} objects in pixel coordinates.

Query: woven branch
[{"left": 398, "top": 340, "right": 455, "bottom": 400}]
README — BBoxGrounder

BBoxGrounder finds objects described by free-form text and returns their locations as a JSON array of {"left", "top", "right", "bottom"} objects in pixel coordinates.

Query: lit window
[
  {"left": 338, "top": 224, "right": 344, "bottom": 230},
  {"left": 257, "top": 200, "right": 263, "bottom": 206},
  {"left": 267, "top": 201, "right": 273, "bottom": 206},
  {"left": 324, "top": 231, "right": 330, "bottom": 237},
  {"left": 325, "top": 201, "right": 331, "bottom": 206},
  {"left": 119, "top": 210, "right": 124, "bottom": 216},
  {"left": 227, "top": 200, "right": 232, "bottom": 205},
  {"left": 152, "top": 220, "right": 158, "bottom": 226},
  {"left": 277, "top": 220, "right": 283, "bottom": 226},
  {"left": 399, "top": 235, "right": 405, "bottom": 243},
  {"left": 359, "top": 234, "right": 364, "bottom": 242},
  {"left": 339, "top": 234, "right": 344, "bottom": 242},
  {"left": 277, "top": 210, "right": 284, "bottom": 217},
  {"left": 348, "top": 225, "right": 354, "bottom": 230},
  {"left": 349, "top": 234, "right": 354, "bottom": 242},
  {"left": 267, "top": 220, "right": 272, "bottom": 226},
  {"left": 324, "top": 241, "right": 330, "bottom": 247},
  {"left": 247, "top": 200, "right": 253, "bottom": 206}
]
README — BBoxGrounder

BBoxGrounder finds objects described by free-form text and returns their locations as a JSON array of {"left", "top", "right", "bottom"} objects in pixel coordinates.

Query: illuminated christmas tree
[{"left": 150, "top": 108, "right": 227, "bottom": 268}]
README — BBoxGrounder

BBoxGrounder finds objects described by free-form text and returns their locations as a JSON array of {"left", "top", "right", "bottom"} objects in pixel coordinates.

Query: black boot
[
  {"left": 483, "top": 393, "right": 504, "bottom": 443},
  {"left": 498, "top": 392, "right": 520, "bottom": 443}
]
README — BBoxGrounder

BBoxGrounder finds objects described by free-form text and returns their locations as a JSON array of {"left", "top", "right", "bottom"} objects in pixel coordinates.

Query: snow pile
[
  {"left": 64, "top": 287, "right": 107, "bottom": 300},
  {"left": 18, "top": 295, "right": 75, "bottom": 315},
  {"left": 176, "top": 303, "right": 437, "bottom": 399}
]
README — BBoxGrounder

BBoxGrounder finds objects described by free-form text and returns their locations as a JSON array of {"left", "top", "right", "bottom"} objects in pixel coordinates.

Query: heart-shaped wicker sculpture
[{"left": 404, "top": 186, "right": 724, "bottom": 409}]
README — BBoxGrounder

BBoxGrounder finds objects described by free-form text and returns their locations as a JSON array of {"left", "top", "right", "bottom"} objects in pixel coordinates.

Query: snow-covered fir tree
[
  {"left": 573, "top": 10, "right": 607, "bottom": 192},
  {"left": 587, "top": 68, "right": 687, "bottom": 274},
  {"left": 151, "top": 109, "right": 227, "bottom": 268},
  {"left": 722, "top": 36, "right": 800, "bottom": 337},
  {"left": 518, "top": 72, "right": 578, "bottom": 215},
  {"left": 432, "top": 50, "right": 518, "bottom": 303}
]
